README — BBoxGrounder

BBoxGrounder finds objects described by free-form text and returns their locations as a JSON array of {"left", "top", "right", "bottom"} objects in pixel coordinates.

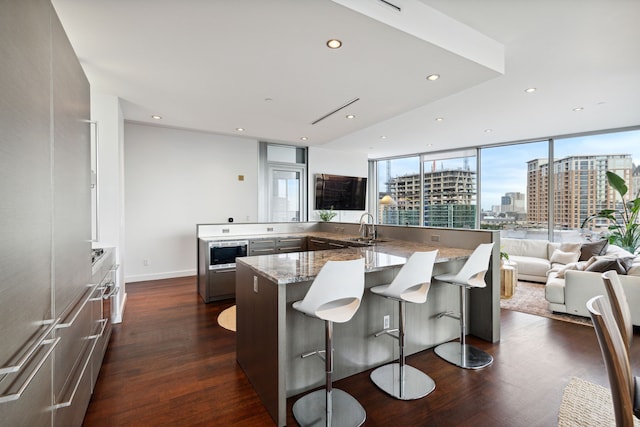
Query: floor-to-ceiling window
[
  {"left": 370, "top": 127, "right": 640, "bottom": 239},
  {"left": 376, "top": 156, "right": 420, "bottom": 225},
  {"left": 480, "top": 141, "right": 548, "bottom": 238},
  {"left": 554, "top": 129, "right": 640, "bottom": 240},
  {"left": 423, "top": 150, "right": 477, "bottom": 229}
]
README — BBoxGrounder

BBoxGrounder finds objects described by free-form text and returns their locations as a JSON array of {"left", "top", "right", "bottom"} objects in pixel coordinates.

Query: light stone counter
[{"left": 238, "top": 242, "right": 472, "bottom": 285}]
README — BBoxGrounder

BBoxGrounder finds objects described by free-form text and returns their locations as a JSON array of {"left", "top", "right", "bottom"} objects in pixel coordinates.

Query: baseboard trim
[{"left": 125, "top": 269, "right": 196, "bottom": 283}]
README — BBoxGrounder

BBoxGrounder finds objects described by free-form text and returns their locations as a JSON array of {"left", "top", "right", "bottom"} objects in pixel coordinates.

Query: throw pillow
[
  {"left": 579, "top": 240, "right": 609, "bottom": 261},
  {"left": 550, "top": 249, "right": 580, "bottom": 265},
  {"left": 584, "top": 256, "right": 635, "bottom": 274}
]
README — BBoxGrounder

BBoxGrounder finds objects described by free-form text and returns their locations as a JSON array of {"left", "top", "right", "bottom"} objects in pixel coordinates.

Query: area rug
[
  {"left": 217, "top": 305, "right": 236, "bottom": 332},
  {"left": 558, "top": 376, "right": 639, "bottom": 426},
  {"left": 500, "top": 281, "right": 592, "bottom": 326}
]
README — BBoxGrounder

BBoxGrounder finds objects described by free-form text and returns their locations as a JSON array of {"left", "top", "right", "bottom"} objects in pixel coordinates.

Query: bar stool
[
  {"left": 434, "top": 242, "right": 494, "bottom": 369},
  {"left": 369, "top": 250, "right": 438, "bottom": 400},
  {"left": 292, "top": 258, "right": 366, "bottom": 427}
]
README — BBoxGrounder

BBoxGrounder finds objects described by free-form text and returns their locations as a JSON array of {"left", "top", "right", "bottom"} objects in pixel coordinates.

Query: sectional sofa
[{"left": 500, "top": 237, "right": 640, "bottom": 325}]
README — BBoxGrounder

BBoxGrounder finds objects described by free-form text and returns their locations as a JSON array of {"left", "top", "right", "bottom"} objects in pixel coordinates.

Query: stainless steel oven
[{"left": 209, "top": 240, "right": 249, "bottom": 270}]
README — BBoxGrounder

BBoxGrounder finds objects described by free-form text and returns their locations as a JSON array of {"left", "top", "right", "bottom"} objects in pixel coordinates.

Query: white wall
[
  {"left": 124, "top": 123, "right": 259, "bottom": 282},
  {"left": 307, "top": 146, "right": 369, "bottom": 223}
]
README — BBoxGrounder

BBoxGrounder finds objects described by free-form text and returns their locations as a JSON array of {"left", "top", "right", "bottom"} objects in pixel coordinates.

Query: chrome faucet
[{"left": 359, "top": 212, "right": 375, "bottom": 240}]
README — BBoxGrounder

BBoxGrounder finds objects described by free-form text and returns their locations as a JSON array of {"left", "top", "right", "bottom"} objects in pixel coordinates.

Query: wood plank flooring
[{"left": 82, "top": 276, "right": 640, "bottom": 426}]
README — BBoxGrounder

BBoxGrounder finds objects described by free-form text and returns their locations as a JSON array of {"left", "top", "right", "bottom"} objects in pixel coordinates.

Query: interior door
[{"left": 268, "top": 166, "right": 305, "bottom": 222}]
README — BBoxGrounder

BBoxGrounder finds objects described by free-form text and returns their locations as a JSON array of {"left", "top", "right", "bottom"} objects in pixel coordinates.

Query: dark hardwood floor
[{"left": 82, "top": 276, "right": 640, "bottom": 427}]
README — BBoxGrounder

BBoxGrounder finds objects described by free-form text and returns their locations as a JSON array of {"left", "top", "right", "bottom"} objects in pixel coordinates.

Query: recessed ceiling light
[
  {"left": 435, "top": 117, "right": 444, "bottom": 122},
  {"left": 326, "top": 39, "right": 342, "bottom": 49},
  {"left": 427, "top": 144, "right": 433, "bottom": 147},
  {"left": 380, "top": 135, "right": 387, "bottom": 139},
  {"left": 346, "top": 114, "right": 355, "bottom": 119},
  {"left": 151, "top": 115, "right": 162, "bottom": 120},
  {"left": 300, "top": 137, "right": 308, "bottom": 141},
  {"left": 573, "top": 107, "right": 584, "bottom": 112},
  {"left": 236, "top": 127, "right": 245, "bottom": 132},
  {"left": 264, "top": 98, "right": 273, "bottom": 102},
  {"left": 484, "top": 129, "right": 493, "bottom": 133},
  {"left": 426, "top": 74, "right": 440, "bottom": 81},
  {"left": 524, "top": 87, "right": 537, "bottom": 93}
]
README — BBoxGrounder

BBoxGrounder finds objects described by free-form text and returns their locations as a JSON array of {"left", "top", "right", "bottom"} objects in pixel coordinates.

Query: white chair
[
  {"left": 369, "top": 250, "right": 438, "bottom": 400},
  {"left": 292, "top": 258, "right": 366, "bottom": 427},
  {"left": 434, "top": 242, "right": 495, "bottom": 369},
  {"left": 602, "top": 270, "right": 633, "bottom": 352},
  {"left": 587, "top": 295, "right": 640, "bottom": 426}
]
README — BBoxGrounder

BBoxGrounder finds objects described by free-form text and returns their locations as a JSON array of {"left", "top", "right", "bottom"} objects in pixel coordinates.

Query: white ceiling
[{"left": 52, "top": 0, "right": 640, "bottom": 159}]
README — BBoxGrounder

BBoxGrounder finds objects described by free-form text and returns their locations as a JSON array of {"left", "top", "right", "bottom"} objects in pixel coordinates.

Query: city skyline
[{"left": 377, "top": 129, "right": 640, "bottom": 211}]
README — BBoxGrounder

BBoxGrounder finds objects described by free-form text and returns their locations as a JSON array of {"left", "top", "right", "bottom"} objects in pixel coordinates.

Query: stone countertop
[{"left": 236, "top": 238, "right": 472, "bottom": 285}]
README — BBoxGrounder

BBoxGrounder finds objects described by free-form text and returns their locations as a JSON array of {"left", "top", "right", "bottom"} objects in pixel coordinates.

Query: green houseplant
[
  {"left": 581, "top": 171, "right": 640, "bottom": 254},
  {"left": 318, "top": 208, "right": 337, "bottom": 222}
]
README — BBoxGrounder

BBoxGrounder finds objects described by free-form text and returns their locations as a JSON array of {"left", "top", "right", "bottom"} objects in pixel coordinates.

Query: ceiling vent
[
  {"left": 378, "top": 0, "right": 401, "bottom": 12},
  {"left": 311, "top": 97, "right": 360, "bottom": 125}
]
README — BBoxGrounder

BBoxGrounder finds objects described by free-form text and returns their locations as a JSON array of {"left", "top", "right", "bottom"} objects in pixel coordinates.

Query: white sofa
[
  {"left": 500, "top": 238, "right": 571, "bottom": 283},
  {"left": 501, "top": 237, "right": 640, "bottom": 325}
]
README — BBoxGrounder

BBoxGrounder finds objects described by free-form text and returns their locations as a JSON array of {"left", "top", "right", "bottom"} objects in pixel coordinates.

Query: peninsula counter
[{"left": 235, "top": 241, "right": 487, "bottom": 426}]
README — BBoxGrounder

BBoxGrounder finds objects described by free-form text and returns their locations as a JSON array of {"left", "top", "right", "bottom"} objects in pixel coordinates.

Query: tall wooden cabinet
[{"left": 0, "top": 1, "right": 96, "bottom": 426}]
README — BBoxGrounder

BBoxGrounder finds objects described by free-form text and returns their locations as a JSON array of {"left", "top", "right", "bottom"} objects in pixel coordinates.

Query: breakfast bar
[{"left": 235, "top": 236, "right": 497, "bottom": 426}]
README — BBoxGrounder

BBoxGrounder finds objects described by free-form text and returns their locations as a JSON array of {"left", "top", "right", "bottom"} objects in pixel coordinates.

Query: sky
[{"left": 377, "top": 129, "right": 640, "bottom": 211}]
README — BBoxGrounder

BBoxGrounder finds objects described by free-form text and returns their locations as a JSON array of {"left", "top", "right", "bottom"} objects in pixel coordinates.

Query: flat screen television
[{"left": 315, "top": 174, "right": 367, "bottom": 211}]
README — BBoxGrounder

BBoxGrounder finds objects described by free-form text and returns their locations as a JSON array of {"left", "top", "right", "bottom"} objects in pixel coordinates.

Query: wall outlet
[
  {"left": 383, "top": 315, "right": 390, "bottom": 330},
  {"left": 431, "top": 235, "right": 440, "bottom": 242},
  {"left": 143, "top": 259, "right": 149, "bottom": 266}
]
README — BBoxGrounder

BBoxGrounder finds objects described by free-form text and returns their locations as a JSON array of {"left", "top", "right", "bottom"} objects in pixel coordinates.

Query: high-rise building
[
  {"left": 385, "top": 168, "right": 476, "bottom": 228},
  {"left": 527, "top": 154, "right": 633, "bottom": 229},
  {"left": 500, "top": 192, "right": 526, "bottom": 213}
]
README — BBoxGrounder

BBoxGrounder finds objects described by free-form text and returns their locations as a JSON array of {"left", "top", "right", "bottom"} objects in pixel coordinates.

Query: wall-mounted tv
[{"left": 315, "top": 174, "right": 367, "bottom": 211}]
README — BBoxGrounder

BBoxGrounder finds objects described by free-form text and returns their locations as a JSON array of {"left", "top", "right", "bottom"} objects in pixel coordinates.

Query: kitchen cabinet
[
  {"left": 276, "top": 237, "right": 306, "bottom": 253},
  {"left": 248, "top": 238, "right": 277, "bottom": 256},
  {"left": 307, "top": 237, "right": 346, "bottom": 251},
  {"left": 0, "top": 2, "right": 97, "bottom": 426}
]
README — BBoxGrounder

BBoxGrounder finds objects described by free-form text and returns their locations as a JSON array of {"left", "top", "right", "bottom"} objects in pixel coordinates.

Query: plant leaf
[{"left": 606, "top": 171, "right": 628, "bottom": 197}]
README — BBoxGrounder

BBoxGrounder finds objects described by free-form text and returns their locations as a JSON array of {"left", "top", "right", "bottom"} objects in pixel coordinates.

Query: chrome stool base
[
  {"left": 292, "top": 388, "right": 366, "bottom": 427},
  {"left": 434, "top": 342, "right": 493, "bottom": 370},
  {"left": 370, "top": 363, "right": 436, "bottom": 400}
]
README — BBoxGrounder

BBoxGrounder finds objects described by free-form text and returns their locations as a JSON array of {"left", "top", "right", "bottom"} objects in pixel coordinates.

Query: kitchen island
[{"left": 235, "top": 238, "right": 492, "bottom": 426}]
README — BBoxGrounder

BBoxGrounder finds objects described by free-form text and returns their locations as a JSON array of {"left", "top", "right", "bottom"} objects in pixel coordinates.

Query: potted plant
[
  {"left": 500, "top": 250, "right": 510, "bottom": 265},
  {"left": 318, "top": 208, "right": 337, "bottom": 222},
  {"left": 581, "top": 171, "right": 640, "bottom": 254}
]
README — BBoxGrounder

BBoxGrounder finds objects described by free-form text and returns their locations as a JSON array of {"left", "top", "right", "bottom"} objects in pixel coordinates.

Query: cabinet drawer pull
[
  {"left": 53, "top": 333, "right": 97, "bottom": 409},
  {"left": 309, "top": 239, "right": 324, "bottom": 244},
  {"left": 103, "top": 282, "right": 120, "bottom": 299},
  {"left": 57, "top": 283, "right": 98, "bottom": 329},
  {"left": 278, "top": 239, "right": 300, "bottom": 243},
  {"left": 0, "top": 337, "right": 60, "bottom": 404},
  {"left": 0, "top": 320, "right": 59, "bottom": 375},
  {"left": 87, "top": 319, "right": 108, "bottom": 340},
  {"left": 328, "top": 243, "right": 344, "bottom": 248}
]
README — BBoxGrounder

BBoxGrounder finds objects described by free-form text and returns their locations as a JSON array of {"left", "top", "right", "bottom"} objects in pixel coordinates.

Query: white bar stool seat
[
  {"left": 292, "top": 258, "right": 366, "bottom": 427},
  {"left": 369, "top": 250, "right": 438, "bottom": 400},
  {"left": 434, "top": 242, "right": 494, "bottom": 369}
]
